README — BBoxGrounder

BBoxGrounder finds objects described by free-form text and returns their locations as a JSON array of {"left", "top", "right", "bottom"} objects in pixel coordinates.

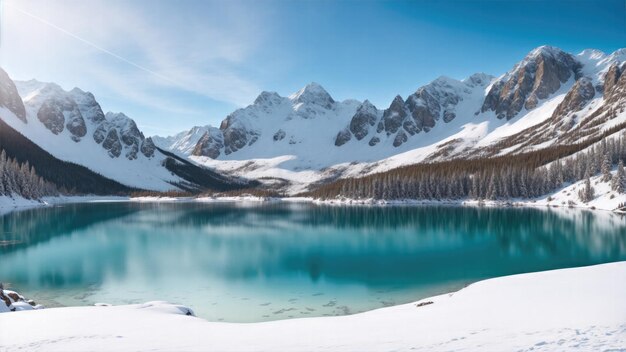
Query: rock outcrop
[
  {"left": 552, "top": 77, "right": 595, "bottom": 120},
  {"left": 335, "top": 128, "right": 352, "bottom": 146},
  {"left": 36, "top": 94, "right": 87, "bottom": 141},
  {"left": 482, "top": 46, "right": 580, "bottom": 119},
  {"left": 0, "top": 68, "right": 27, "bottom": 122},
  {"left": 192, "top": 129, "right": 224, "bottom": 159},
  {"left": 349, "top": 100, "right": 378, "bottom": 140}
]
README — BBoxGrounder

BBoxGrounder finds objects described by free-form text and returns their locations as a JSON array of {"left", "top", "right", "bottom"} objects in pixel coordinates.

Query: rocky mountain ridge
[
  {"left": 155, "top": 46, "right": 626, "bottom": 193},
  {"left": 161, "top": 46, "right": 620, "bottom": 163},
  {"left": 16, "top": 80, "right": 156, "bottom": 159},
  {"left": 0, "top": 69, "right": 251, "bottom": 193}
]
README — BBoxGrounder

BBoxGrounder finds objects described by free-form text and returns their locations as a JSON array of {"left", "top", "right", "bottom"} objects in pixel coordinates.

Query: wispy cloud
[{"left": 0, "top": 0, "right": 269, "bottom": 123}]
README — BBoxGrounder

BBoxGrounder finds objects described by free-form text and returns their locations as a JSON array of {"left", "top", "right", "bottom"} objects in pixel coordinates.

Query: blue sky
[{"left": 0, "top": 0, "right": 624, "bottom": 136}]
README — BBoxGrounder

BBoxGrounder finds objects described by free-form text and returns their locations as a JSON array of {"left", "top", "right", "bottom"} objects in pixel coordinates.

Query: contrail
[{"left": 5, "top": 1, "right": 180, "bottom": 87}]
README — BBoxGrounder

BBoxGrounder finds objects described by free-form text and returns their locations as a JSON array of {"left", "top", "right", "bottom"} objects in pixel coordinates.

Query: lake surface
[{"left": 1, "top": 202, "right": 625, "bottom": 322}]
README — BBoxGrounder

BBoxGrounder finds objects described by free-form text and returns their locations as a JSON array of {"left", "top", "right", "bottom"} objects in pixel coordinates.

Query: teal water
[{"left": 1, "top": 202, "right": 625, "bottom": 322}]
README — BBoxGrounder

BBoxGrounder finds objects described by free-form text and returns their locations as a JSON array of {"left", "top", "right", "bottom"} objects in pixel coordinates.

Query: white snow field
[{"left": 1, "top": 262, "right": 625, "bottom": 351}]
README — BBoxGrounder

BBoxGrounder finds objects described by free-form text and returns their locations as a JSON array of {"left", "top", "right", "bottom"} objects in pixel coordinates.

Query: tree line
[
  {"left": 308, "top": 131, "right": 626, "bottom": 203},
  {"left": 0, "top": 149, "right": 57, "bottom": 199}
]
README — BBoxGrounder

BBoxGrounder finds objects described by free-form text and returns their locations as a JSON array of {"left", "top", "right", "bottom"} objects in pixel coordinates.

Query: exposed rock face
[
  {"left": 221, "top": 117, "right": 251, "bottom": 155},
  {"left": 393, "top": 130, "right": 408, "bottom": 147},
  {"left": 93, "top": 122, "right": 110, "bottom": 144},
  {"left": 364, "top": 75, "right": 489, "bottom": 147},
  {"left": 349, "top": 100, "right": 378, "bottom": 140},
  {"left": 106, "top": 112, "right": 145, "bottom": 160},
  {"left": 368, "top": 136, "right": 380, "bottom": 146},
  {"left": 141, "top": 137, "right": 156, "bottom": 158},
  {"left": 36, "top": 99, "right": 66, "bottom": 134},
  {"left": 70, "top": 88, "right": 106, "bottom": 124},
  {"left": 382, "top": 96, "right": 408, "bottom": 134},
  {"left": 273, "top": 129, "right": 286, "bottom": 141},
  {"left": 66, "top": 113, "right": 87, "bottom": 141},
  {"left": 552, "top": 77, "right": 595, "bottom": 119},
  {"left": 604, "top": 64, "right": 622, "bottom": 94},
  {"left": 102, "top": 128, "right": 122, "bottom": 158},
  {"left": 0, "top": 68, "right": 27, "bottom": 122},
  {"left": 335, "top": 128, "right": 352, "bottom": 146},
  {"left": 90, "top": 112, "right": 153, "bottom": 159},
  {"left": 13, "top": 80, "right": 155, "bottom": 159},
  {"left": 443, "top": 111, "right": 456, "bottom": 123},
  {"left": 36, "top": 96, "right": 87, "bottom": 141},
  {"left": 482, "top": 46, "right": 580, "bottom": 119},
  {"left": 192, "top": 129, "right": 224, "bottom": 159},
  {"left": 603, "top": 63, "right": 626, "bottom": 104},
  {"left": 406, "top": 88, "right": 438, "bottom": 132}
]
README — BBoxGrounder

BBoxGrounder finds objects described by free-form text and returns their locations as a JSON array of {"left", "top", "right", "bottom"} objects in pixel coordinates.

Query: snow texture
[{"left": 1, "top": 262, "right": 624, "bottom": 351}]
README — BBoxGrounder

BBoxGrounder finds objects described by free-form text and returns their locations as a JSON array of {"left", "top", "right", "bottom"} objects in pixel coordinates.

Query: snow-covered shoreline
[
  {"left": 1, "top": 262, "right": 625, "bottom": 351},
  {"left": 0, "top": 189, "right": 624, "bottom": 218}
]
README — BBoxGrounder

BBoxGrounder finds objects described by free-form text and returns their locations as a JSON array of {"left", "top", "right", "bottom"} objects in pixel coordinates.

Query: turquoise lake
[{"left": 1, "top": 202, "right": 625, "bottom": 322}]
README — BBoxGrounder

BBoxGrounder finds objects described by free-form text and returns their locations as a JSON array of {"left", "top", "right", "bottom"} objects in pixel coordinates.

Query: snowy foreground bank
[{"left": 1, "top": 262, "right": 625, "bottom": 351}]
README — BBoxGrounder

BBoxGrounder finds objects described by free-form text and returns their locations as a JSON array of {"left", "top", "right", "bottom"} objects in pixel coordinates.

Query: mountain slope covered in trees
[
  {"left": 307, "top": 131, "right": 626, "bottom": 207},
  {"left": 0, "top": 149, "right": 57, "bottom": 199}
]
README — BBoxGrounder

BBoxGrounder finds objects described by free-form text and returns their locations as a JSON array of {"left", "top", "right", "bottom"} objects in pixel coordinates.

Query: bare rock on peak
[
  {"left": 70, "top": 88, "right": 106, "bottom": 124},
  {"left": 382, "top": 95, "right": 408, "bottom": 135},
  {"left": 482, "top": 46, "right": 580, "bottom": 120},
  {"left": 349, "top": 100, "right": 378, "bottom": 140},
  {"left": 0, "top": 68, "right": 27, "bottom": 122},
  {"left": 289, "top": 82, "right": 335, "bottom": 109}
]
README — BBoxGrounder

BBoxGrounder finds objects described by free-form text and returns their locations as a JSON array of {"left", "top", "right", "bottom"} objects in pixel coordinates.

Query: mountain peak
[
  {"left": 463, "top": 73, "right": 494, "bottom": 87},
  {"left": 606, "top": 48, "right": 626, "bottom": 64},
  {"left": 578, "top": 49, "right": 606, "bottom": 61},
  {"left": 528, "top": 45, "right": 566, "bottom": 59},
  {"left": 15, "top": 79, "right": 64, "bottom": 100},
  {"left": 289, "top": 82, "right": 335, "bottom": 108},
  {"left": 253, "top": 91, "right": 283, "bottom": 106},
  {"left": 105, "top": 111, "right": 129, "bottom": 120}
]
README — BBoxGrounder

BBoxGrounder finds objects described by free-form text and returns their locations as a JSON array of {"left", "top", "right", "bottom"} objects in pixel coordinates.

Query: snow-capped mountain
[
  {"left": 2, "top": 45, "right": 624, "bottom": 195},
  {"left": 15, "top": 80, "right": 157, "bottom": 160},
  {"left": 156, "top": 46, "right": 626, "bottom": 193},
  {"left": 152, "top": 125, "right": 213, "bottom": 157},
  {"left": 158, "top": 75, "right": 493, "bottom": 167},
  {"left": 0, "top": 68, "right": 248, "bottom": 193}
]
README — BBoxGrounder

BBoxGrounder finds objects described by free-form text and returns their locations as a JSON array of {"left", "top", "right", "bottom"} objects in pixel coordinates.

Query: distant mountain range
[
  {"left": 1, "top": 45, "right": 625, "bottom": 195},
  {"left": 154, "top": 46, "right": 626, "bottom": 193}
]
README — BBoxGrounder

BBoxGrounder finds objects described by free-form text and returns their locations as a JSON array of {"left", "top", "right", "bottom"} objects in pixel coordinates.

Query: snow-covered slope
[
  {"left": 173, "top": 76, "right": 494, "bottom": 168},
  {"left": 2, "top": 261, "right": 625, "bottom": 351},
  {"left": 0, "top": 68, "right": 246, "bottom": 193},
  {"left": 152, "top": 125, "right": 213, "bottom": 156},
  {"left": 4, "top": 79, "right": 181, "bottom": 191},
  {"left": 153, "top": 46, "right": 626, "bottom": 193}
]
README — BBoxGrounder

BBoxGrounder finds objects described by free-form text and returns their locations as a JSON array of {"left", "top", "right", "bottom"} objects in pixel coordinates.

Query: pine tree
[
  {"left": 578, "top": 173, "right": 595, "bottom": 203},
  {"left": 611, "top": 160, "right": 626, "bottom": 194},
  {"left": 601, "top": 153, "right": 612, "bottom": 182}
]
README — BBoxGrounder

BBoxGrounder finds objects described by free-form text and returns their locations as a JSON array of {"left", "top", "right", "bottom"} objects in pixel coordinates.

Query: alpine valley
[{"left": 1, "top": 46, "right": 626, "bottom": 205}]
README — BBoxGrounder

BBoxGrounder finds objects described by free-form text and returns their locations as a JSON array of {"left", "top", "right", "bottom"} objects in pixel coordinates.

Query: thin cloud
[{"left": 1, "top": 0, "right": 269, "bottom": 120}]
